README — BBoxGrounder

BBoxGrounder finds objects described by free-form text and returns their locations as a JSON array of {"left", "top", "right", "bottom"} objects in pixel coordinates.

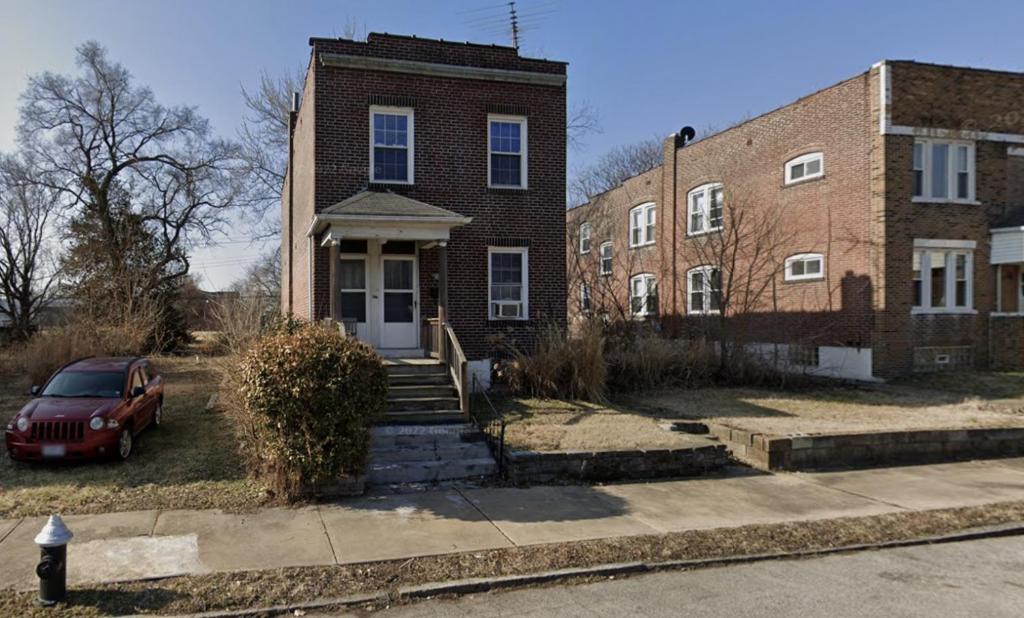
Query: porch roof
[{"left": 308, "top": 190, "right": 472, "bottom": 243}]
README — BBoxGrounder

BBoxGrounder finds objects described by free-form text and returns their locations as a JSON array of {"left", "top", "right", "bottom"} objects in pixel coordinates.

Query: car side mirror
[
  {"left": 29, "top": 385, "right": 40, "bottom": 397},
  {"left": 131, "top": 386, "right": 145, "bottom": 398}
]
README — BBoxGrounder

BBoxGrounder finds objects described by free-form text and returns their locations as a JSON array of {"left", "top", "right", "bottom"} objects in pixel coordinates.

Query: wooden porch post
[
  {"left": 329, "top": 241, "right": 341, "bottom": 322},
  {"left": 438, "top": 241, "right": 448, "bottom": 362}
]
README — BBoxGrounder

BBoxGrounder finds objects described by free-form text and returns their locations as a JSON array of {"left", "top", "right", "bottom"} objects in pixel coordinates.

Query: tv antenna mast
[{"left": 461, "top": 1, "right": 559, "bottom": 50}]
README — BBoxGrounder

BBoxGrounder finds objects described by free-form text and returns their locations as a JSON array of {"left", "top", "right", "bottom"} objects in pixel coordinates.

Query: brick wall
[
  {"left": 876, "top": 62, "right": 1024, "bottom": 375},
  {"left": 285, "top": 33, "right": 566, "bottom": 359}
]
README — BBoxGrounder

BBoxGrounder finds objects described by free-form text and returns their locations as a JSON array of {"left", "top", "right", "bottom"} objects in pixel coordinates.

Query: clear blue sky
[{"left": 1, "top": 0, "right": 1022, "bottom": 289}]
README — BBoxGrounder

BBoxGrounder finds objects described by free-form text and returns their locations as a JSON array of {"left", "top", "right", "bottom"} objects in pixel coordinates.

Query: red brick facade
[
  {"left": 568, "top": 61, "right": 1024, "bottom": 379},
  {"left": 281, "top": 34, "right": 567, "bottom": 360}
]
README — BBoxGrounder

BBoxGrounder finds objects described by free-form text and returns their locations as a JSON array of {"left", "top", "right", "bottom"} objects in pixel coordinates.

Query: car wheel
[
  {"left": 153, "top": 402, "right": 163, "bottom": 427},
  {"left": 117, "top": 428, "right": 133, "bottom": 461}
]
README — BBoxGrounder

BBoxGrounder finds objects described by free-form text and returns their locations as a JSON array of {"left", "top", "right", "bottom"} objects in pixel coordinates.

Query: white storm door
[
  {"left": 339, "top": 257, "right": 369, "bottom": 343},
  {"left": 380, "top": 256, "right": 418, "bottom": 349}
]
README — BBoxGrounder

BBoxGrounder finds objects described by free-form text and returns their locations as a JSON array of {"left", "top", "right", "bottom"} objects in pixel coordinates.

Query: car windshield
[{"left": 41, "top": 371, "right": 124, "bottom": 398}]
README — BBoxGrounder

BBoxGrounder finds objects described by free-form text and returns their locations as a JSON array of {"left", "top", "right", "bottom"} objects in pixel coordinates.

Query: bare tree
[
  {"left": 17, "top": 41, "right": 245, "bottom": 291},
  {"left": 566, "top": 101, "right": 601, "bottom": 153},
  {"left": 569, "top": 138, "right": 662, "bottom": 206},
  {"left": 0, "top": 157, "right": 59, "bottom": 340},
  {"left": 680, "top": 184, "right": 804, "bottom": 372},
  {"left": 233, "top": 247, "right": 281, "bottom": 300}
]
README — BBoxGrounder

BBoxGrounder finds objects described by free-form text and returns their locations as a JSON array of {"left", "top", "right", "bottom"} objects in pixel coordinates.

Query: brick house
[
  {"left": 568, "top": 61, "right": 1024, "bottom": 380},
  {"left": 281, "top": 33, "right": 567, "bottom": 391}
]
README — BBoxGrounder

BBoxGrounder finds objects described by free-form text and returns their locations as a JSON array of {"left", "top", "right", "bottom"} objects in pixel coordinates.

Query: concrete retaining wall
[
  {"left": 503, "top": 444, "right": 729, "bottom": 484},
  {"left": 712, "top": 424, "right": 1024, "bottom": 471}
]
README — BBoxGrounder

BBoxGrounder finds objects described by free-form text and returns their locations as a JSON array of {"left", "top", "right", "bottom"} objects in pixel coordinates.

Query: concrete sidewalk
[{"left": 2, "top": 458, "right": 1024, "bottom": 591}]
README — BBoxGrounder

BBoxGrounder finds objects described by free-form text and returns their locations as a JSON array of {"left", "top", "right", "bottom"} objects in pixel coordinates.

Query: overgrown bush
[
  {"left": 17, "top": 316, "right": 153, "bottom": 386},
  {"left": 497, "top": 321, "right": 607, "bottom": 401},
  {"left": 211, "top": 294, "right": 281, "bottom": 356},
  {"left": 496, "top": 320, "right": 800, "bottom": 402},
  {"left": 236, "top": 321, "right": 387, "bottom": 499}
]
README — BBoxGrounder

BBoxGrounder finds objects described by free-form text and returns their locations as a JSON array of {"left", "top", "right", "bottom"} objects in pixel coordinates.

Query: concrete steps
[{"left": 367, "top": 421, "right": 497, "bottom": 487}]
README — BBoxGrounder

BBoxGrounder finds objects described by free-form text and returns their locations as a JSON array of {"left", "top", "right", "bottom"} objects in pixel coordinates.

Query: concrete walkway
[{"left": 2, "top": 458, "right": 1024, "bottom": 591}]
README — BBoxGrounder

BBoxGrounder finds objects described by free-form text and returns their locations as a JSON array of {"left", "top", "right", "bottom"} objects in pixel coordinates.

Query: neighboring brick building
[
  {"left": 282, "top": 33, "right": 567, "bottom": 384},
  {"left": 568, "top": 60, "right": 1024, "bottom": 380}
]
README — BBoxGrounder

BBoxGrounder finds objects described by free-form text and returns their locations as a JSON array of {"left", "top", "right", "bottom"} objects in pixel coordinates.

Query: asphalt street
[{"left": 336, "top": 535, "right": 1024, "bottom": 617}]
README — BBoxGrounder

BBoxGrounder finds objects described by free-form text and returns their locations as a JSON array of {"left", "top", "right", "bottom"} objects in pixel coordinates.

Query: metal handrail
[{"left": 470, "top": 374, "right": 506, "bottom": 477}]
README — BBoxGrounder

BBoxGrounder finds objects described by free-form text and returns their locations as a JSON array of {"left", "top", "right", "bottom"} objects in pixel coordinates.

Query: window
[
  {"left": 785, "top": 253, "right": 825, "bottom": 281},
  {"left": 488, "top": 115, "right": 527, "bottom": 188},
  {"left": 785, "top": 152, "right": 824, "bottom": 184},
  {"left": 687, "top": 266, "right": 722, "bottom": 315},
  {"left": 579, "top": 222, "right": 591, "bottom": 254},
  {"left": 912, "top": 140, "right": 975, "bottom": 202},
  {"left": 629, "top": 274, "right": 658, "bottom": 317},
  {"left": 629, "top": 202, "right": 656, "bottom": 247},
  {"left": 489, "top": 247, "right": 528, "bottom": 320},
  {"left": 580, "top": 283, "right": 591, "bottom": 313},
  {"left": 599, "top": 242, "right": 613, "bottom": 276},
  {"left": 790, "top": 345, "right": 820, "bottom": 367},
  {"left": 911, "top": 240, "right": 975, "bottom": 313},
  {"left": 339, "top": 258, "right": 368, "bottom": 322},
  {"left": 687, "top": 183, "right": 724, "bottom": 235},
  {"left": 370, "top": 107, "right": 413, "bottom": 183}
]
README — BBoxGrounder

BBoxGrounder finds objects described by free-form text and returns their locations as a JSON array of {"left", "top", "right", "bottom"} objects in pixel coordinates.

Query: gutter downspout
[
  {"left": 671, "top": 127, "right": 695, "bottom": 328},
  {"left": 286, "top": 93, "right": 299, "bottom": 315}
]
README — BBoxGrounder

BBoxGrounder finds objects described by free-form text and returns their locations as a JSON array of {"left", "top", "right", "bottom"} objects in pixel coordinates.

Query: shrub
[
  {"left": 236, "top": 321, "right": 387, "bottom": 499},
  {"left": 17, "top": 316, "right": 152, "bottom": 386},
  {"left": 211, "top": 294, "right": 281, "bottom": 356},
  {"left": 497, "top": 321, "right": 607, "bottom": 401},
  {"left": 606, "top": 334, "right": 716, "bottom": 392}
]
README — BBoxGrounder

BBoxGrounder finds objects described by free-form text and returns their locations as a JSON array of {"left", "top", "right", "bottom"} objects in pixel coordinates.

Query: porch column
[
  {"left": 438, "top": 241, "right": 448, "bottom": 362},
  {"left": 329, "top": 240, "right": 341, "bottom": 322}
]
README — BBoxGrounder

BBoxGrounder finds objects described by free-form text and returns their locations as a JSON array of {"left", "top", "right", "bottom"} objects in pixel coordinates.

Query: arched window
[
  {"left": 687, "top": 266, "right": 721, "bottom": 314},
  {"left": 687, "top": 184, "right": 723, "bottom": 235},
  {"left": 579, "top": 222, "right": 591, "bottom": 254},
  {"left": 628, "top": 202, "right": 656, "bottom": 247},
  {"left": 629, "top": 273, "right": 658, "bottom": 317},
  {"left": 784, "top": 152, "right": 824, "bottom": 184},
  {"left": 784, "top": 253, "right": 825, "bottom": 281}
]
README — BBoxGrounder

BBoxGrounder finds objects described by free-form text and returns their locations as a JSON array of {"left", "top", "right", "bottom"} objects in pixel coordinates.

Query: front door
[{"left": 379, "top": 256, "right": 418, "bottom": 349}]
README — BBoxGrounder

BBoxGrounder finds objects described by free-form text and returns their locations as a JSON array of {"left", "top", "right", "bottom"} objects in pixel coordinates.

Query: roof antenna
[{"left": 509, "top": 2, "right": 520, "bottom": 50}]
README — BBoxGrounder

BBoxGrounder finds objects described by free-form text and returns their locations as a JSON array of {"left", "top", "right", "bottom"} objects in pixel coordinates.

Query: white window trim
[
  {"left": 784, "top": 152, "right": 824, "bottom": 185},
  {"left": 628, "top": 202, "right": 657, "bottom": 247},
  {"left": 487, "top": 114, "right": 528, "bottom": 189},
  {"left": 687, "top": 265, "right": 721, "bottom": 315},
  {"left": 487, "top": 246, "right": 529, "bottom": 321},
  {"left": 911, "top": 139, "right": 978, "bottom": 204},
  {"left": 599, "top": 241, "right": 613, "bottom": 276},
  {"left": 369, "top": 106, "right": 414, "bottom": 185},
  {"left": 911, "top": 239, "right": 976, "bottom": 315},
  {"left": 687, "top": 183, "right": 724, "bottom": 236},
  {"left": 580, "top": 282, "right": 591, "bottom": 313},
  {"left": 579, "top": 222, "right": 591, "bottom": 254},
  {"left": 629, "top": 273, "right": 657, "bottom": 318},
  {"left": 784, "top": 253, "right": 825, "bottom": 282}
]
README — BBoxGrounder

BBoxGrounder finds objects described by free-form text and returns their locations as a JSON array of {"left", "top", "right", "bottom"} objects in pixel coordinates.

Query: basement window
[{"left": 785, "top": 253, "right": 825, "bottom": 281}]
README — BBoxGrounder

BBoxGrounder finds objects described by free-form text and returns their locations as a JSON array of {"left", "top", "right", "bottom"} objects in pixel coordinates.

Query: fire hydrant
[{"left": 34, "top": 515, "right": 73, "bottom": 607}]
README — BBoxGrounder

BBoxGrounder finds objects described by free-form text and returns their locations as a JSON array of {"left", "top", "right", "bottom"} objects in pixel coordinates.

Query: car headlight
[
  {"left": 16, "top": 417, "right": 29, "bottom": 432},
  {"left": 89, "top": 417, "right": 105, "bottom": 431}
]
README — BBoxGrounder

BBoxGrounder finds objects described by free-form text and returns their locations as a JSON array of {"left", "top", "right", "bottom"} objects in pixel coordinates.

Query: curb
[{"left": 183, "top": 521, "right": 1024, "bottom": 617}]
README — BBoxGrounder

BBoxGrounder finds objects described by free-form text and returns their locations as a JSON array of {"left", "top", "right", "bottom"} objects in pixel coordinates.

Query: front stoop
[
  {"left": 369, "top": 360, "right": 497, "bottom": 488},
  {"left": 367, "top": 424, "right": 497, "bottom": 486}
]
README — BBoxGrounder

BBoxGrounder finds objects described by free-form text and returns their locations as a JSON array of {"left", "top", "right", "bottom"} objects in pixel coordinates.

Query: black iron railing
[{"left": 469, "top": 374, "right": 506, "bottom": 477}]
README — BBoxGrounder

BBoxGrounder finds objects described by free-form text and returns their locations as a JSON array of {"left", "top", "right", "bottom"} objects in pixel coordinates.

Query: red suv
[{"left": 5, "top": 357, "right": 164, "bottom": 462}]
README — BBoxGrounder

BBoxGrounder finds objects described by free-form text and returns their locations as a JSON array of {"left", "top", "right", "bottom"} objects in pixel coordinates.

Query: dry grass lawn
[
  {"left": 482, "top": 396, "right": 714, "bottom": 452},
  {"left": 0, "top": 350, "right": 268, "bottom": 518},
  {"left": 622, "top": 371, "right": 1024, "bottom": 436}
]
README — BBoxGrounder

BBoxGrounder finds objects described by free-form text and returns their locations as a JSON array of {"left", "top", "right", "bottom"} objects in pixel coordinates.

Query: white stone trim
[{"left": 913, "top": 238, "right": 977, "bottom": 249}]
